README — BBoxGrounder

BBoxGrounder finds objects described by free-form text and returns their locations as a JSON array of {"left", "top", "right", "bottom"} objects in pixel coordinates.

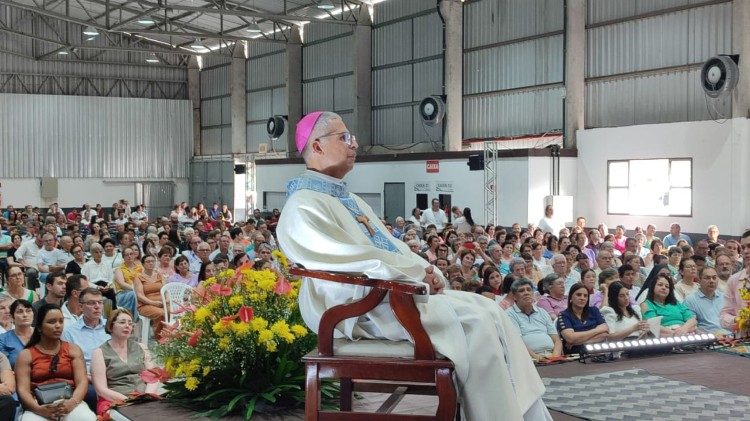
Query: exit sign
[{"left": 426, "top": 160, "right": 439, "bottom": 173}]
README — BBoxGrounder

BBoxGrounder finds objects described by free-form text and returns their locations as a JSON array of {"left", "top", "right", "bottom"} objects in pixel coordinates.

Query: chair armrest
[
  {"left": 292, "top": 267, "right": 436, "bottom": 360},
  {"left": 290, "top": 267, "right": 428, "bottom": 296}
]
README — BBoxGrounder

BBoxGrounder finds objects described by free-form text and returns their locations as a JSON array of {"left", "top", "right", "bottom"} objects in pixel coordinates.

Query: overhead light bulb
[
  {"left": 145, "top": 53, "right": 159, "bottom": 63},
  {"left": 57, "top": 49, "right": 69, "bottom": 55},
  {"left": 137, "top": 18, "right": 156, "bottom": 25},
  {"left": 246, "top": 20, "right": 262, "bottom": 33},
  {"left": 317, "top": 0, "right": 335, "bottom": 10},
  {"left": 83, "top": 26, "right": 99, "bottom": 36}
]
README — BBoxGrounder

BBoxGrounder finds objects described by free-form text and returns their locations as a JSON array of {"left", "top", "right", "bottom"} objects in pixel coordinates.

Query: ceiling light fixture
[
  {"left": 137, "top": 18, "right": 156, "bottom": 25},
  {"left": 246, "top": 19, "right": 262, "bottom": 33},
  {"left": 146, "top": 52, "right": 160, "bottom": 63},
  {"left": 57, "top": 49, "right": 69, "bottom": 55},
  {"left": 317, "top": 0, "right": 335, "bottom": 10},
  {"left": 82, "top": 26, "right": 99, "bottom": 36}
]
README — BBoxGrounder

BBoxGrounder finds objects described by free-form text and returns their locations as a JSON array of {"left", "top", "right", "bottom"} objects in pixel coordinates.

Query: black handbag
[{"left": 33, "top": 382, "right": 72, "bottom": 405}]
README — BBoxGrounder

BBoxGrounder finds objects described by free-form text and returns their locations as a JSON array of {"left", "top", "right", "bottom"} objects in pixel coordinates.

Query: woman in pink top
[{"left": 537, "top": 274, "right": 567, "bottom": 320}]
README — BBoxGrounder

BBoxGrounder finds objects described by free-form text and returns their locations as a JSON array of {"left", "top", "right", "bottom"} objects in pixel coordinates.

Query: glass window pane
[
  {"left": 670, "top": 160, "right": 692, "bottom": 187},
  {"left": 668, "top": 188, "right": 692, "bottom": 215},
  {"left": 608, "top": 188, "right": 629, "bottom": 214},
  {"left": 628, "top": 160, "right": 669, "bottom": 216},
  {"left": 608, "top": 162, "right": 629, "bottom": 187}
]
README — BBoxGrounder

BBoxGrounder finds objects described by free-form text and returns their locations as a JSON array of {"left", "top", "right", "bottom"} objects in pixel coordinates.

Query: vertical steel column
[{"left": 483, "top": 140, "right": 498, "bottom": 226}]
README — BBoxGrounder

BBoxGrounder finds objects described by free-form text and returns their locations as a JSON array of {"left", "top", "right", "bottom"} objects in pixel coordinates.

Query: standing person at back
[{"left": 420, "top": 198, "right": 447, "bottom": 234}]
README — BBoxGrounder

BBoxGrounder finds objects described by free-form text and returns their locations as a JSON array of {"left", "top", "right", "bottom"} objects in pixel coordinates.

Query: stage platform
[{"left": 114, "top": 350, "right": 750, "bottom": 420}]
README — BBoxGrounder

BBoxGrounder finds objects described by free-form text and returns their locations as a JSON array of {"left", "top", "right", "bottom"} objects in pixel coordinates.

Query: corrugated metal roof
[{"left": 464, "top": 0, "right": 564, "bottom": 49}]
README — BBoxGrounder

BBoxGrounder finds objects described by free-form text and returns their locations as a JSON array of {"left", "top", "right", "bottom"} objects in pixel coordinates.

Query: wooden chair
[{"left": 290, "top": 267, "right": 459, "bottom": 421}]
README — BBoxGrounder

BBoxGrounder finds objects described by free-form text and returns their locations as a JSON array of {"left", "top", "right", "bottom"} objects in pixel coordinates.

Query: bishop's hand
[{"left": 424, "top": 266, "right": 444, "bottom": 295}]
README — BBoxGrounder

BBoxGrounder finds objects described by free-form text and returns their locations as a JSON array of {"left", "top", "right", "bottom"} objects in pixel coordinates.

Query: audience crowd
[{"left": 0, "top": 198, "right": 748, "bottom": 418}]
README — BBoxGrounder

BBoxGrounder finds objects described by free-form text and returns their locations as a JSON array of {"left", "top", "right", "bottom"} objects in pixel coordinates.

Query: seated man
[
  {"left": 684, "top": 266, "right": 730, "bottom": 336},
  {"left": 32, "top": 270, "right": 67, "bottom": 312},
  {"left": 506, "top": 279, "right": 563, "bottom": 360},
  {"left": 277, "top": 111, "right": 550, "bottom": 421},
  {"left": 719, "top": 230, "right": 750, "bottom": 334}
]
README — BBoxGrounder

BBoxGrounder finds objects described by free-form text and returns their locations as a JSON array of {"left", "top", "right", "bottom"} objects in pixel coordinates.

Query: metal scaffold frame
[{"left": 483, "top": 140, "right": 498, "bottom": 227}]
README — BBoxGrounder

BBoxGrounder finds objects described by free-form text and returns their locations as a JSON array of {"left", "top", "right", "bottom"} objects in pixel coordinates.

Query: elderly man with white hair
[{"left": 277, "top": 111, "right": 550, "bottom": 421}]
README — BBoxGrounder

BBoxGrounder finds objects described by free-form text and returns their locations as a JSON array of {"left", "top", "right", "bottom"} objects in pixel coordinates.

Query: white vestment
[{"left": 277, "top": 171, "right": 549, "bottom": 421}]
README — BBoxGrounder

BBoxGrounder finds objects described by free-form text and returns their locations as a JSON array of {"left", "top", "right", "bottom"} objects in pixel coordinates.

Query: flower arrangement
[
  {"left": 736, "top": 280, "right": 750, "bottom": 337},
  {"left": 154, "top": 252, "right": 320, "bottom": 419}
]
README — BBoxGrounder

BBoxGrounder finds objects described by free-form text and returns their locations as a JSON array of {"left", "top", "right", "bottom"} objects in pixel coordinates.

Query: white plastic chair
[
  {"left": 139, "top": 317, "right": 150, "bottom": 345},
  {"left": 160, "top": 283, "right": 194, "bottom": 326}
]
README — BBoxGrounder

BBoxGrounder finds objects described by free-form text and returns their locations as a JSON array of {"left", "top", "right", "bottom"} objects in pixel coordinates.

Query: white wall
[
  {"left": 255, "top": 155, "right": 567, "bottom": 227},
  {"left": 576, "top": 118, "right": 750, "bottom": 236},
  {"left": 0, "top": 178, "right": 189, "bottom": 209}
]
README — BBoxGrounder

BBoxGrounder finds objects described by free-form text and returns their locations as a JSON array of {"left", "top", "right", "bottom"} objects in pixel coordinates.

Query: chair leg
[
  {"left": 434, "top": 368, "right": 458, "bottom": 421},
  {"left": 305, "top": 363, "right": 320, "bottom": 421},
  {"left": 339, "top": 378, "right": 353, "bottom": 411}
]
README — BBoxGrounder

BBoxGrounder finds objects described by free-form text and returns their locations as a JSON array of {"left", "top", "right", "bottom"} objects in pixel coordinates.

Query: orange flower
[
  {"left": 141, "top": 367, "right": 170, "bottom": 384},
  {"left": 273, "top": 274, "right": 292, "bottom": 295},
  {"left": 187, "top": 329, "right": 203, "bottom": 347},
  {"left": 209, "top": 283, "right": 232, "bottom": 297},
  {"left": 238, "top": 306, "right": 254, "bottom": 323}
]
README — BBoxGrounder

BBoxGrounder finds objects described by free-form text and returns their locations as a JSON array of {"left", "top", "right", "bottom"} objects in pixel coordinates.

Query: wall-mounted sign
[
  {"left": 426, "top": 160, "right": 439, "bottom": 173},
  {"left": 436, "top": 182, "right": 453, "bottom": 192},
  {"left": 414, "top": 182, "right": 431, "bottom": 192}
]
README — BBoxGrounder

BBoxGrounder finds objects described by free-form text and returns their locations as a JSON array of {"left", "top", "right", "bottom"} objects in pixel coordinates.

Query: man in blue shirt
[
  {"left": 506, "top": 279, "right": 563, "bottom": 360},
  {"left": 663, "top": 223, "right": 692, "bottom": 247},
  {"left": 62, "top": 287, "right": 110, "bottom": 372},
  {"left": 683, "top": 266, "right": 730, "bottom": 336},
  {"left": 61, "top": 287, "right": 110, "bottom": 411}
]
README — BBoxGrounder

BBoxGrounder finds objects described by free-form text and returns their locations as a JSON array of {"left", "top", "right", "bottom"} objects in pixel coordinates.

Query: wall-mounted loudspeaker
[
  {"left": 234, "top": 164, "right": 247, "bottom": 174},
  {"left": 419, "top": 95, "right": 446, "bottom": 126},
  {"left": 266, "top": 115, "right": 287, "bottom": 140},
  {"left": 701, "top": 55, "right": 739, "bottom": 98}
]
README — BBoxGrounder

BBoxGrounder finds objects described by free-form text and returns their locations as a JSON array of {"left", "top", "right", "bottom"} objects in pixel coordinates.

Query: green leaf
[
  {"left": 227, "top": 392, "right": 251, "bottom": 412},
  {"left": 244, "top": 397, "right": 258, "bottom": 420},
  {"left": 260, "top": 392, "right": 277, "bottom": 403}
]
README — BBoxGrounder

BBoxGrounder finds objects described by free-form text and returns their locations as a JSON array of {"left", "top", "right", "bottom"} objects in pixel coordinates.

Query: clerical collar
[{"left": 286, "top": 170, "right": 349, "bottom": 198}]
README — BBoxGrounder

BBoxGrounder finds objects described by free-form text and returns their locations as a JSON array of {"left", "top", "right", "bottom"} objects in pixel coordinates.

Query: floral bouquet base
[{"left": 155, "top": 252, "right": 320, "bottom": 419}]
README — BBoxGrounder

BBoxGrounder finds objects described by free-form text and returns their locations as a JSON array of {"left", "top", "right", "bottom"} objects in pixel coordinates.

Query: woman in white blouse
[{"left": 600, "top": 281, "right": 649, "bottom": 340}]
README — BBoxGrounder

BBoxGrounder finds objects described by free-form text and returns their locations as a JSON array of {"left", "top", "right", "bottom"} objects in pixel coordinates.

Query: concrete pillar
[
  {"left": 564, "top": 0, "right": 586, "bottom": 149},
  {"left": 440, "top": 0, "right": 462, "bottom": 152},
  {"left": 187, "top": 55, "right": 201, "bottom": 156},
  {"left": 732, "top": 0, "right": 750, "bottom": 118},
  {"left": 286, "top": 26, "right": 303, "bottom": 155},
  {"left": 352, "top": 8, "right": 372, "bottom": 146},
  {"left": 231, "top": 44, "right": 247, "bottom": 154}
]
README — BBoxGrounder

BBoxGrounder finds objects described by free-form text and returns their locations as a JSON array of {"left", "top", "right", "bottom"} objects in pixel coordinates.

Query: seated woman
[
  {"left": 166, "top": 256, "right": 199, "bottom": 288},
  {"left": 634, "top": 264, "right": 671, "bottom": 304},
  {"left": 556, "top": 283, "right": 609, "bottom": 354},
  {"left": 0, "top": 295, "right": 13, "bottom": 334},
  {"left": 600, "top": 281, "right": 649, "bottom": 340},
  {"left": 15, "top": 304, "right": 95, "bottom": 421},
  {"left": 537, "top": 274, "right": 567, "bottom": 321},
  {"left": 112, "top": 248, "right": 143, "bottom": 322},
  {"left": 91, "top": 309, "right": 158, "bottom": 417},
  {"left": 641, "top": 274, "right": 697, "bottom": 337},
  {"left": 0, "top": 299, "right": 34, "bottom": 368},
  {"left": 133, "top": 255, "right": 166, "bottom": 340}
]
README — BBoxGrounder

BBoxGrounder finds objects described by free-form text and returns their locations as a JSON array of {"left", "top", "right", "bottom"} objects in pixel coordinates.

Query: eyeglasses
[
  {"left": 49, "top": 354, "right": 59, "bottom": 374},
  {"left": 82, "top": 300, "right": 104, "bottom": 307},
  {"left": 114, "top": 320, "right": 134, "bottom": 326},
  {"left": 319, "top": 131, "right": 356, "bottom": 147}
]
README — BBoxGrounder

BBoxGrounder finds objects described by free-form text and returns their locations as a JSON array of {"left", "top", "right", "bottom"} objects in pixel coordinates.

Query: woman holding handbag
[{"left": 14, "top": 303, "right": 95, "bottom": 420}]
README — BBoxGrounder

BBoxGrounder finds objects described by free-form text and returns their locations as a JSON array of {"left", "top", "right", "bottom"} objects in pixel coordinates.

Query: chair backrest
[{"left": 160, "top": 282, "right": 194, "bottom": 325}]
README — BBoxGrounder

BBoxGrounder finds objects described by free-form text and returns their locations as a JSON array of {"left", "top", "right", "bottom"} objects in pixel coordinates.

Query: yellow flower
[
  {"left": 185, "top": 377, "right": 200, "bottom": 391},
  {"left": 255, "top": 271, "right": 277, "bottom": 292},
  {"left": 232, "top": 322, "right": 252, "bottom": 337},
  {"left": 218, "top": 336, "right": 232, "bottom": 350},
  {"left": 291, "top": 324, "right": 308, "bottom": 338},
  {"left": 265, "top": 341, "right": 278, "bottom": 352},
  {"left": 228, "top": 295, "right": 244, "bottom": 308},
  {"left": 271, "top": 320, "right": 295, "bottom": 344},
  {"left": 271, "top": 250, "right": 289, "bottom": 268},
  {"left": 220, "top": 269, "right": 236, "bottom": 278},
  {"left": 250, "top": 317, "right": 268, "bottom": 331},
  {"left": 212, "top": 321, "right": 230, "bottom": 336},
  {"left": 202, "top": 366, "right": 211, "bottom": 377},
  {"left": 194, "top": 307, "right": 211, "bottom": 324},
  {"left": 202, "top": 276, "right": 216, "bottom": 286},
  {"left": 258, "top": 329, "right": 274, "bottom": 343}
]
